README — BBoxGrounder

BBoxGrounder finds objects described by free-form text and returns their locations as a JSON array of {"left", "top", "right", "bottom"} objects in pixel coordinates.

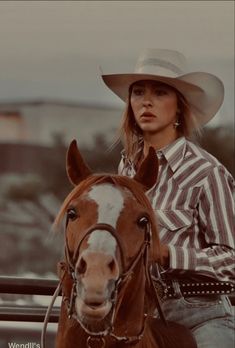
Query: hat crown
[{"left": 134, "top": 48, "right": 187, "bottom": 78}]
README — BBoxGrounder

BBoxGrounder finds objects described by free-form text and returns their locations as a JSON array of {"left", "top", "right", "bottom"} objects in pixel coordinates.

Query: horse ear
[
  {"left": 134, "top": 147, "right": 158, "bottom": 191},
  {"left": 66, "top": 140, "right": 92, "bottom": 186}
]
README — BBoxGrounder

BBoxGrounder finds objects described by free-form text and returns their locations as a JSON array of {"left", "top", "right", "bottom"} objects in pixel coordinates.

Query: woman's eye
[
  {"left": 67, "top": 208, "right": 78, "bottom": 221},
  {"left": 155, "top": 89, "right": 167, "bottom": 96},
  {"left": 132, "top": 88, "right": 144, "bottom": 96}
]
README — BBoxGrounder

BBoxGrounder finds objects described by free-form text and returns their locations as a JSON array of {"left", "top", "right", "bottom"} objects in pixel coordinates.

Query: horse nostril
[
  {"left": 77, "top": 257, "right": 87, "bottom": 274},
  {"left": 108, "top": 259, "right": 116, "bottom": 273}
]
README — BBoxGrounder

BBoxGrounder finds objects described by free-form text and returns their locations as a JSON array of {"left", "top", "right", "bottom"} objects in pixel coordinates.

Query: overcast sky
[{"left": 0, "top": 1, "right": 234, "bottom": 126}]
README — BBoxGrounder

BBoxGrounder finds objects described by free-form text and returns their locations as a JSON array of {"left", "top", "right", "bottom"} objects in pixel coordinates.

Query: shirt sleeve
[{"left": 168, "top": 166, "right": 235, "bottom": 283}]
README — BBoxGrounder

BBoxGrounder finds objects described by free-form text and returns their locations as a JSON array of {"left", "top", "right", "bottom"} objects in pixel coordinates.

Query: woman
[{"left": 101, "top": 49, "right": 235, "bottom": 347}]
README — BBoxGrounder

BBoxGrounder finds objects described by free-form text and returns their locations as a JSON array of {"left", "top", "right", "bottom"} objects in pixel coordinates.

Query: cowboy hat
[{"left": 101, "top": 49, "right": 224, "bottom": 126}]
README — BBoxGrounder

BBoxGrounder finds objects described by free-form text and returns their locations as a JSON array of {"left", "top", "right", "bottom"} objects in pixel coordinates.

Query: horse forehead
[
  {"left": 88, "top": 183, "right": 134, "bottom": 205},
  {"left": 86, "top": 230, "right": 117, "bottom": 256},
  {"left": 87, "top": 183, "right": 134, "bottom": 227}
]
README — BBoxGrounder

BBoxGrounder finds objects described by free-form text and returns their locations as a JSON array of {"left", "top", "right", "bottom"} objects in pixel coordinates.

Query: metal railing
[
  {"left": 0, "top": 276, "right": 60, "bottom": 322},
  {"left": 0, "top": 276, "right": 234, "bottom": 323}
]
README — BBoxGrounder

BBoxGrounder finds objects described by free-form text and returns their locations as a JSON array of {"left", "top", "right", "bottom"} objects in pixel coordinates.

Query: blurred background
[
  {"left": 0, "top": 0, "right": 234, "bottom": 282},
  {"left": 0, "top": 1, "right": 234, "bottom": 345}
]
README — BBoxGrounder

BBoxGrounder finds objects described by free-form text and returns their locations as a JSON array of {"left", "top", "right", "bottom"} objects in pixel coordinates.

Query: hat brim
[{"left": 102, "top": 72, "right": 224, "bottom": 126}]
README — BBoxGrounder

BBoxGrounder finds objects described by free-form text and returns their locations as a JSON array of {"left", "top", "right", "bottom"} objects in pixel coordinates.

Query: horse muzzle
[
  {"left": 74, "top": 274, "right": 117, "bottom": 322},
  {"left": 75, "top": 296, "right": 113, "bottom": 321}
]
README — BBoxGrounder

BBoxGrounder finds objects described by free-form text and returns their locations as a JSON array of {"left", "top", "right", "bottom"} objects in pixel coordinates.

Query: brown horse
[{"left": 54, "top": 140, "right": 197, "bottom": 348}]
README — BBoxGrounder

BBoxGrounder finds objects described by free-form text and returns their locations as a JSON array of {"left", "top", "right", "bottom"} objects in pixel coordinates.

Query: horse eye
[
  {"left": 137, "top": 216, "right": 149, "bottom": 228},
  {"left": 67, "top": 208, "right": 78, "bottom": 221}
]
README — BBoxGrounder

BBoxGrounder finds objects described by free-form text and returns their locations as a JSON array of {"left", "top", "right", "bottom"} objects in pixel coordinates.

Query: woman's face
[{"left": 130, "top": 80, "right": 179, "bottom": 138}]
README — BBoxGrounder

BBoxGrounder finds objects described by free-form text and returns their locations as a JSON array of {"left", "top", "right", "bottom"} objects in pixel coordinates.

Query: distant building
[{"left": 0, "top": 100, "right": 122, "bottom": 147}]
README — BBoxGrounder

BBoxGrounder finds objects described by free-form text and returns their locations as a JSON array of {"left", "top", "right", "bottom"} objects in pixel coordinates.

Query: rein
[{"left": 41, "top": 219, "right": 167, "bottom": 347}]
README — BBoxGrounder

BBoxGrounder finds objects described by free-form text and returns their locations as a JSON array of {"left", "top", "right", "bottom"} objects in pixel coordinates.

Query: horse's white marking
[
  {"left": 87, "top": 230, "right": 117, "bottom": 255},
  {"left": 86, "top": 184, "right": 125, "bottom": 256},
  {"left": 88, "top": 184, "right": 124, "bottom": 228}
]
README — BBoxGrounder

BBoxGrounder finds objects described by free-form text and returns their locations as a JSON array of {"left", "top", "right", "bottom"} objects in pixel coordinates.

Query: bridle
[
  {"left": 65, "top": 222, "right": 127, "bottom": 277},
  {"left": 65, "top": 218, "right": 152, "bottom": 342},
  {"left": 41, "top": 216, "right": 167, "bottom": 348}
]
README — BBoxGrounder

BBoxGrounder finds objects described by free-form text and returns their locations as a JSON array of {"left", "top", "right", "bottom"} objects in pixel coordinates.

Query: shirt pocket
[{"left": 155, "top": 209, "right": 193, "bottom": 232}]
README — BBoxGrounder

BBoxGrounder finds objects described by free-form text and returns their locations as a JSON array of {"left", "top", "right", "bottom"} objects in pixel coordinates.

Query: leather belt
[{"left": 153, "top": 278, "right": 235, "bottom": 300}]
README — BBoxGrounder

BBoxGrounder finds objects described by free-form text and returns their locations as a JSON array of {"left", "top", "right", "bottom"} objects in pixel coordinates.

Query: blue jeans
[{"left": 160, "top": 294, "right": 234, "bottom": 348}]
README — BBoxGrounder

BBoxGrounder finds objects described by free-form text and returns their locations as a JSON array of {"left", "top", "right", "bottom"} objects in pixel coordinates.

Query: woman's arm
[{"left": 166, "top": 166, "right": 235, "bottom": 283}]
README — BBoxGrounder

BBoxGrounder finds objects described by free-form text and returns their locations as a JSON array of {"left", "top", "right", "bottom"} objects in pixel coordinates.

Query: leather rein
[{"left": 41, "top": 218, "right": 167, "bottom": 348}]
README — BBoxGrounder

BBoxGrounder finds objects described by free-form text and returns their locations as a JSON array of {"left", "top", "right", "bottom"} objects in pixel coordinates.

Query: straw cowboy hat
[{"left": 102, "top": 48, "right": 224, "bottom": 126}]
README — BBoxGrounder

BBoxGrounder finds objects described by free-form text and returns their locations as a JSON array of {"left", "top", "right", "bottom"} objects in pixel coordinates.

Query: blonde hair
[{"left": 116, "top": 83, "right": 201, "bottom": 160}]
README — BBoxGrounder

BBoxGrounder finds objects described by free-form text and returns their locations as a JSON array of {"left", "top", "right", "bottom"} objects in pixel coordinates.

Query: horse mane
[{"left": 53, "top": 173, "right": 161, "bottom": 261}]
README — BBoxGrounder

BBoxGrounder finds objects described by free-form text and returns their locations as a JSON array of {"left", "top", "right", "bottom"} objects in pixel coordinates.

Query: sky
[{"left": 0, "top": 1, "right": 234, "bottom": 126}]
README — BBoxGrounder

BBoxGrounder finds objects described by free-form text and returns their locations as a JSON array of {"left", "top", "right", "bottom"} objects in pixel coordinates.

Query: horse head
[{"left": 55, "top": 140, "right": 161, "bottom": 345}]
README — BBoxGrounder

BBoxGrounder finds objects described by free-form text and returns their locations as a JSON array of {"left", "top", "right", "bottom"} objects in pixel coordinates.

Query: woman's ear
[
  {"left": 134, "top": 147, "right": 158, "bottom": 191},
  {"left": 66, "top": 140, "right": 92, "bottom": 186}
]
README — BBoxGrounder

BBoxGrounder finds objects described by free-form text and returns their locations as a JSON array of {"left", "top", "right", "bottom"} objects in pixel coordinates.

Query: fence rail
[
  {"left": 0, "top": 306, "right": 60, "bottom": 322},
  {"left": 0, "top": 276, "right": 234, "bottom": 323},
  {"left": 0, "top": 276, "right": 60, "bottom": 322},
  {"left": 0, "top": 276, "right": 59, "bottom": 295}
]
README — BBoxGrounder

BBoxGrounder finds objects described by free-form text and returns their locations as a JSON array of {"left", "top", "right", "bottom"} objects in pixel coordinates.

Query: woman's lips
[{"left": 140, "top": 112, "right": 156, "bottom": 119}]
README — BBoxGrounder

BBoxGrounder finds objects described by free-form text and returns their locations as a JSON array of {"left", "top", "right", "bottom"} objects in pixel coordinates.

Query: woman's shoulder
[
  {"left": 185, "top": 139, "right": 234, "bottom": 181},
  {"left": 187, "top": 139, "right": 219, "bottom": 163}
]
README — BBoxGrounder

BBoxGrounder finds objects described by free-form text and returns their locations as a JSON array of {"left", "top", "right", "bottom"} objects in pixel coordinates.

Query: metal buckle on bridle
[{"left": 87, "top": 336, "right": 105, "bottom": 348}]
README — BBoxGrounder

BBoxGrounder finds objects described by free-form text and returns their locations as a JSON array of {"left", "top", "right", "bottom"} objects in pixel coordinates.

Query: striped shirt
[{"left": 118, "top": 137, "right": 235, "bottom": 283}]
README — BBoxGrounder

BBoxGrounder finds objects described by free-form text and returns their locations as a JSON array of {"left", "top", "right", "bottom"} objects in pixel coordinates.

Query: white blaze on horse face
[
  {"left": 86, "top": 230, "right": 117, "bottom": 256},
  {"left": 86, "top": 183, "right": 124, "bottom": 256},
  {"left": 88, "top": 183, "right": 124, "bottom": 228}
]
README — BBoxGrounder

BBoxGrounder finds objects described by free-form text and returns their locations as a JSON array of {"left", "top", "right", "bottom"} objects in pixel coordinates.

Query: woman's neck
[{"left": 143, "top": 131, "right": 179, "bottom": 157}]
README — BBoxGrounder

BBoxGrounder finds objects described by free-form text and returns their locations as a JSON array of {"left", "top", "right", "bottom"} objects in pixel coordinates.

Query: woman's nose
[
  {"left": 142, "top": 92, "right": 153, "bottom": 106},
  {"left": 142, "top": 98, "right": 153, "bottom": 107}
]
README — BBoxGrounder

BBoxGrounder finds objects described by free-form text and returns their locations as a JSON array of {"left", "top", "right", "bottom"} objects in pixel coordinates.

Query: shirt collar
[{"left": 157, "top": 137, "right": 187, "bottom": 173}]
